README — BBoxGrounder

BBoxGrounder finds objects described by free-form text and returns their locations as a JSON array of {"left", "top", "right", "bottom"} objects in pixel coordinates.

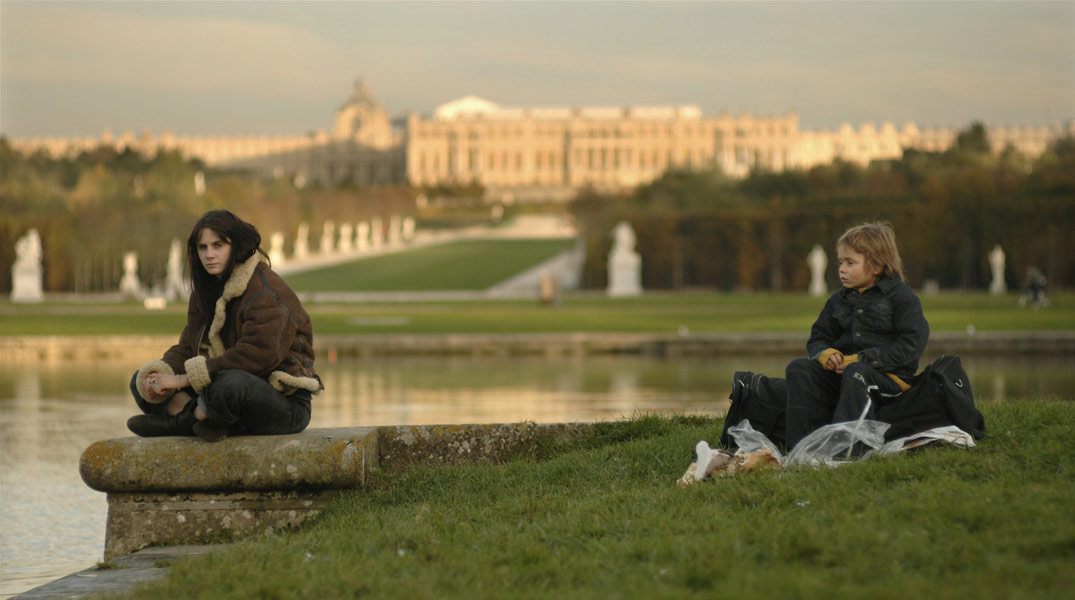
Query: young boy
[{"left": 784, "top": 222, "right": 929, "bottom": 450}]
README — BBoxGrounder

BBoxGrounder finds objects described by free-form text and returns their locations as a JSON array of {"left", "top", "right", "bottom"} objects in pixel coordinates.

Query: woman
[{"left": 127, "top": 210, "right": 322, "bottom": 442}]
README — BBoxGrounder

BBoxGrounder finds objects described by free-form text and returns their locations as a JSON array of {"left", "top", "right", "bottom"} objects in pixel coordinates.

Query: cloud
[
  {"left": 2, "top": 1, "right": 1071, "bottom": 136},
  {"left": 2, "top": 4, "right": 347, "bottom": 101}
]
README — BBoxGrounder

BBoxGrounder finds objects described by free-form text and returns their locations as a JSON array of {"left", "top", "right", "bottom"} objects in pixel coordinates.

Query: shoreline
[
  {"left": 14, "top": 401, "right": 1075, "bottom": 599},
  {"left": 1, "top": 331, "right": 1073, "bottom": 363}
]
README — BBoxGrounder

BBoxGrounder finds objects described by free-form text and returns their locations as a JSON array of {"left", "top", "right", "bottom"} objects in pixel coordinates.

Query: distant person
[
  {"left": 784, "top": 222, "right": 929, "bottom": 450},
  {"left": 1019, "top": 265, "right": 1048, "bottom": 309},
  {"left": 126, "top": 210, "right": 322, "bottom": 442}
]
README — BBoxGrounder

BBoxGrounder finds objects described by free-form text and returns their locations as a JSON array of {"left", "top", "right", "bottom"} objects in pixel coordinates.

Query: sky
[{"left": 1, "top": 1, "right": 1073, "bottom": 138}]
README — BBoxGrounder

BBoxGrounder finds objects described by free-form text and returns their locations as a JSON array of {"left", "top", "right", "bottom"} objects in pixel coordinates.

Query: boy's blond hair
[{"left": 837, "top": 221, "right": 904, "bottom": 279}]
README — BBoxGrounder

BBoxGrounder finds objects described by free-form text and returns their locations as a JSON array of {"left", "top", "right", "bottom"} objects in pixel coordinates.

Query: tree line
[
  {"left": 2, "top": 123, "right": 1072, "bottom": 294},
  {"left": 0, "top": 141, "right": 413, "bottom": 293},
  {"left": 569, "top": 124, "right": 1075, "bottom": 293}
]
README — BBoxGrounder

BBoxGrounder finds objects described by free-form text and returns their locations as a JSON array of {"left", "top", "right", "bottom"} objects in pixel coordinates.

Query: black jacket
[{"left": 806, "top": 274, "right": 929, "bottom": 381}]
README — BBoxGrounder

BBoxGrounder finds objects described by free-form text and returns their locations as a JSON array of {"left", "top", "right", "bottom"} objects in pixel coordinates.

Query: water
[{"left": 2, "top": 353, "right": 1072, "bottom": 598}]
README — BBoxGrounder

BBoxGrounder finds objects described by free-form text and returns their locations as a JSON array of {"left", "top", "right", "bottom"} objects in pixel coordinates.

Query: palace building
[{"left": 8, "top": 80, "right": 1072, "bottom": 200}]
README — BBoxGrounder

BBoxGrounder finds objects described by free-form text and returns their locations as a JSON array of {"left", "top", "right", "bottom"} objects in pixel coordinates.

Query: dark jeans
[
  {"left": 784, "top": 358, "right": 904, "bottom": 450},
  {"left": 129, "top": 369, "right": 311, "bottom": 436}
]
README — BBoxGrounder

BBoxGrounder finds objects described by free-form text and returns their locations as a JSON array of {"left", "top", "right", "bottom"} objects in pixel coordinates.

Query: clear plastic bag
[
  {"left": 784, "top": 419, "right": 890, "bottom": 467},
  {"left": 726, "top": 419, "right": 784, "bottom": 463},
  {"left": 676, "top": 421, "right": 783, "bottom": 486},
  {"left": 875, "top": 425, "right": 975, "bottom": 455}
]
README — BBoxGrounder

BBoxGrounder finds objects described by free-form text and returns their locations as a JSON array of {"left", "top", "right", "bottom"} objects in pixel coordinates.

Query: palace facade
[{"left": 8, "top": 80, "right": 1072, "bottom": 200}]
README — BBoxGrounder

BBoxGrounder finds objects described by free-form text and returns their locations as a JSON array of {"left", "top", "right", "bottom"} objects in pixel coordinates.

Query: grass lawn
[
  {"left": 1, "top": 292, "right": 1072, "bottom": 336},
  {"left": 281, "top": 238, "right": 576, "bottom": 291},
  {"left": 109, "top": 400, "right": 1074, "bottom": 599}
]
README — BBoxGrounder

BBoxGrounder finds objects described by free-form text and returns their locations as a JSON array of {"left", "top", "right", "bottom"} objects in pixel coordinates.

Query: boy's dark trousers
[{"left": 784, "top": 358, "right": 905, "bottom": 450}]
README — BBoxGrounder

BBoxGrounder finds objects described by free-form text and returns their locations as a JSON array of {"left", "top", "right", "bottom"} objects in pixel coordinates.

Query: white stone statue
[
  {"left": 607, "top": 221, "right": 642, "bottom": 297},
  {"left": 164, "top": 239, "right": 188, "bottom": 301},
  {"left": 370, "top": 216, "right": 384, "bottom": 249},
  {"left": 268, "top": 232, "right": 286, "bottom": 267},
  {"left": 808, "top": 244, "right": 828, "bottom": 297},
  {"left": 356, "top": 221, "right": 370, "bottom": 251},
  {"left": 119, "top": 252, "right": 144, "bottom": 301},
  {"left": 540, "top": 270, "right": 560, "bottom": 306},
  {"left": 294, "top": 223, "right": 309, "bottom": 261},
  {"left": 988, "top": 244, "right": 1007, "bottom": 295},
  {"left": 338, "top": 223, "right": 354, "bottom": 254},
  {"left": 321, "top": 220, "right": 336, "bottom": 255},
  {"left": 388, "top": 214, "right": 402, "bottom": 247},
  {"left": 10, "top": 228, "right": 44, "bottom": 303}
]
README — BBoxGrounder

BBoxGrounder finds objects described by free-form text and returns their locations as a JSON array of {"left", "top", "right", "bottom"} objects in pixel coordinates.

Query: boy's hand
[
  {"left": 825, "top": 352, "right": 844, "bottom": 372},
  {"left": 834, "top": 353, "right": 859, "bottom": 374}
]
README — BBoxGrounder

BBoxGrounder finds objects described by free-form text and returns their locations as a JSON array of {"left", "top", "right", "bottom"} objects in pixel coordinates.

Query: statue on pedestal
[
  {"left": 988, "top": 245, "right": 1007, "bottom": 295},
  {"left": 356, "top": 221, "right": 370, "bottom": 252},
  {"left": 268, "top": 232, "right": 286, "bottom": 267},
  {"left": 338, "top": 223, "right": 354, "bottom": 254},
  {"left": 10, "top": 229, "right": 44, "bottom": 303},
  {"left": 370, "top": 216, "right": 384, "bottom": 249},
  {"left": 321, "top": 220, "right": 336, "bottom": 255},
  {"left": 388, "top": 215, "right": 402, "bottom": 247},
  {"left": 164, "top": 239, "right": 189, "bottom": 301},
  {"left": 294, "top": 223, "right": 309, "bottom": 261},
  {"left": 808, "top": 244, "right": 828, "bottom": 297},
  {"left": 119, "top": 252, "right": 144, "bottom": 301},
  {"left": 607, "top": 221, "right": 642, "bottom": 297}
]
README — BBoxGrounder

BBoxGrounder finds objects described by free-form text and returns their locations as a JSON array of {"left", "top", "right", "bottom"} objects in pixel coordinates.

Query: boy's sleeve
[{"left": 806, "top": 296, "right": 842, "bottom": 359}]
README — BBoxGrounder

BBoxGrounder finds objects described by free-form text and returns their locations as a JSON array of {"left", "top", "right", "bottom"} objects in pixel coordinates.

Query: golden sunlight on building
[{"left": 7, "top": 80, "right": 1071, "bottom": 200}]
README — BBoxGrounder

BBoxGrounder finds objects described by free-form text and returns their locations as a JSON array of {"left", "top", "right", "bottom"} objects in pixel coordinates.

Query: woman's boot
[
  {"left": 126, "top": 403, "right": 197, "bottom": 437},
  {"left": 193, "top": 420, "right": 228, "bottom": 442}
]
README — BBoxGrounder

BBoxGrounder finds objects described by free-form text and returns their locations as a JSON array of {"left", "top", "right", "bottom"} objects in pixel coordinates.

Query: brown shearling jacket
[{"left": 136, "top": 253, "right": 322, "bottom": 401}]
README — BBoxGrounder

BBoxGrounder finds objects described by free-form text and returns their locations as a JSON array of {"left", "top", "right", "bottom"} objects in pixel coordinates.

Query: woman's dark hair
[{"left": 187, "top": 210, "right": 268, "bottom": 315}]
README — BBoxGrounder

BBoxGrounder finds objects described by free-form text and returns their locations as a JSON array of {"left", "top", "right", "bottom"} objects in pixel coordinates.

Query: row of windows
[
  {"left": 413, "top": 147, "right": 718, "bottom": 174},
  {"left": 412, "top": 122, "right": 794, "bottom": 140}
]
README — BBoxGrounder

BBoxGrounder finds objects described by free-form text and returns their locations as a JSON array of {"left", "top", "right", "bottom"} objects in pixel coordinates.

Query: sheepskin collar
[{"left": 206, "top": 253, "right": 265, "bottom": 357}]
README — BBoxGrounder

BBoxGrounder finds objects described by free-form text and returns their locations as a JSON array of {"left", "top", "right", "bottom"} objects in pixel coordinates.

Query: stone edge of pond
[
  {"left": 25, "top": 421, "right": 594, "bottom": 598},
  {"left": 11, "top": 545, "right": 222, "bottom": 600}
]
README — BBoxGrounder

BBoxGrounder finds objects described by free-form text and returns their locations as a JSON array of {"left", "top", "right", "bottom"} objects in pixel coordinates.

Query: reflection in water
[
  {"left": 1, "top": 353, "right": 1072, "bottom": 597},
  {"left": 310, "top": 355, "right": 736, "bottom": 428},
  {"left": 1, "top": 363, "right": 133, "bottom": 598}
]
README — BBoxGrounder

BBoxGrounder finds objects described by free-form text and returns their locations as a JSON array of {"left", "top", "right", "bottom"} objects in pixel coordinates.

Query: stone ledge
[
  {"left": 378, "top": 421, "right": 594, "bottom": 472},
  {"left": 80, "top": 427, "right": 379, "bottom": 493},
  {"left": 79, "top": 422, "right": 593, "bottom": 558},
  {"left": 103, "top": 491, "right": 334, "bottom": 558}
]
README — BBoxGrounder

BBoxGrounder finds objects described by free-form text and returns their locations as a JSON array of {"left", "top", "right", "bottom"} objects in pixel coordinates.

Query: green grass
[
  {"left": 109, "top": 400, "right": 1074, "bottom": 599},
  {"left": 2, "top": 292, "right": 1071, "bottom": 336},
  {"left": 281, "top": 238, "right": 576, "bottom": 291}
]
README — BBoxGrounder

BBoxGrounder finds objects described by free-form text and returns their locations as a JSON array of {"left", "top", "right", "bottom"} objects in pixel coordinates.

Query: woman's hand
[
  {"left": 142, "top": 373, "right": 181, "bottom": 401},
  {"left": 140, "top": 374, "right": 167, "bottom": 402}
]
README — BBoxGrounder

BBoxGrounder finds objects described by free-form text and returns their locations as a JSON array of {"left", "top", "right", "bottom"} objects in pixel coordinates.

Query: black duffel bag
[{"left": 719, "top": 355, "right": 986, "bottom": 451}]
